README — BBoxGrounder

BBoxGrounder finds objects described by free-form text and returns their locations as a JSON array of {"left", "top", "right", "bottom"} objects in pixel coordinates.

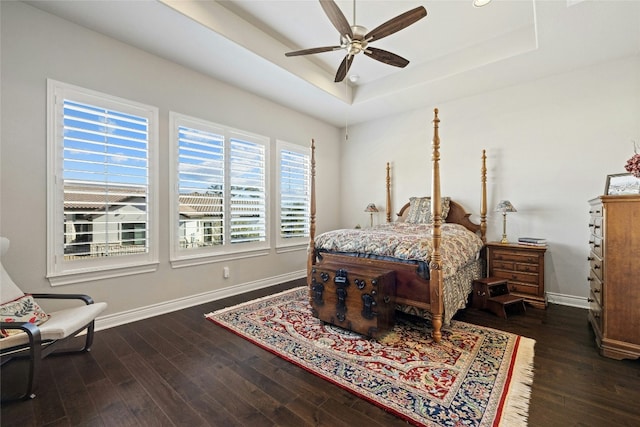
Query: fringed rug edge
[{"left": 497, "top": 335, "right": 536, "bottom": 427}]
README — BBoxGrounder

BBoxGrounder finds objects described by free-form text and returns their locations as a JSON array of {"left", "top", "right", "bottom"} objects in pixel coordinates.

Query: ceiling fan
[{"left": 285, "top": 0, "right": 427, "bottom": 83}]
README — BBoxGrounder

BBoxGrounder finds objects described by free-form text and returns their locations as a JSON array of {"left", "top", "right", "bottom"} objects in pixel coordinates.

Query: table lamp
[
  {"left": 496, "top": 200, "right": 517, "bottom": 243},
  {"left": 365, "top": 203, "right": 378, "bottom": 227}
]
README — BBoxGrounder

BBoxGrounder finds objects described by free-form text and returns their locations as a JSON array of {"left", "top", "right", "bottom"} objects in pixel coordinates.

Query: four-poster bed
[{"left": 307, "top": 109, "right": 488, "bottom": 342}]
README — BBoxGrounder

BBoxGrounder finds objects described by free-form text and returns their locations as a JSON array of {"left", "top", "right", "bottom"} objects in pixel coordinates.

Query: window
[
  {"left": 47, "top": 80, "right": 159, "bottom": 285},
  {"left": 170, "top": 113, "right": 269, "bottom": 265},
  {"left": 276, "top": 140, "right": 311, "bottom": 248}
]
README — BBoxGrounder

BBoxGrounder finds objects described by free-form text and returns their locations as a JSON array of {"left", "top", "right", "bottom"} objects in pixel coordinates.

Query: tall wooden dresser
[{"left": 588, "top": 195, "right": 640, "bottom": 360}]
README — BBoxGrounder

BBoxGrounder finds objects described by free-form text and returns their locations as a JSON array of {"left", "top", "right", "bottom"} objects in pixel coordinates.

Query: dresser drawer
[
  {"left": 588, "top": 271, "right": 603, "bottom": 306},
  {"left": 589, "top": 217, "right": 603, "bottom": 239},
  {"left": 589, "top": 292, "right": 603, "bottom": 334},
  {"left": 588, "top": 203, "right": 603, "bottom": 217},
  {"left": 589, "top": 254, "right": 604, "bottom": 281},
  {"left": 589, "top": 236, "right": 603, "bottom": 258},
  {"left": 493, "top": 269, "right": 539, "bottom": 285}
]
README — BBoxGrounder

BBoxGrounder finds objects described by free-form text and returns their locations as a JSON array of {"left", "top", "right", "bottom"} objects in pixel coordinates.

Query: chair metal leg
[
  {"left": 84, "top": 321, "right": 95, "bottom": 351},
  {"left": 1, "top": 322, "right": 41, "bottom": 402}
]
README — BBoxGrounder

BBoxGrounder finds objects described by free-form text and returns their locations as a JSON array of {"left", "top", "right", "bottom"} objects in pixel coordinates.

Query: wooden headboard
[
  {"left": 395, "top": 200, "right": 483, "bottom": 237},
  {"left": 385, "top": 149, "right": 487, "bottom": 243}
]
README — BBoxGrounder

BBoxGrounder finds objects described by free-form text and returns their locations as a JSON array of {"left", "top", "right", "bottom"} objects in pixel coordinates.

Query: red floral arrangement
[{"left": 625, "top": 141, "right": 640, "bottom": 178}]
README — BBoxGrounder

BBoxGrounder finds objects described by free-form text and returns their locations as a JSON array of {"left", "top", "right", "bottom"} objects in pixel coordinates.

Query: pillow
[
  {"left": 0, "top": 294, "right": 49, "bottom": 338},
  {"left": 405, "top": 197, "right": 451, "bottom": 224}
]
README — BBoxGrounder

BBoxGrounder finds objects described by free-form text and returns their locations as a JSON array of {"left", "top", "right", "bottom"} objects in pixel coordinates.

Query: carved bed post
[
  {"left": 386, "top": 162, "right": 392, "bottom": 223},
  {"left": 480, "top": 149, "right": 487, "bottom": 243},
  {"left": 307, "top": 139, "right": 316, "bottom": 287},
  {"left": 430, "top": 109, "right": 444, "bottom": 343}
]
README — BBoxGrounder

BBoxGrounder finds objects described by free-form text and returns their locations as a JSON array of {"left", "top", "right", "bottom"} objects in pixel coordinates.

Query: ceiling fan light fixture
[
  {"left": 473, "top": 0, "right": 492, "bottom": 7},
  {"left": 348, "top": 74, "right": 360, "bottom": 83},
  {"left": 285, "top": 0, "right": 428, "bottom": 82}
]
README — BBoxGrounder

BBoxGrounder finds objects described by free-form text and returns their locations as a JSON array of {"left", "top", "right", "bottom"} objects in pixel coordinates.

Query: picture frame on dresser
[{"left": 604, "top": 173, "right": 640, "bottom": 195}]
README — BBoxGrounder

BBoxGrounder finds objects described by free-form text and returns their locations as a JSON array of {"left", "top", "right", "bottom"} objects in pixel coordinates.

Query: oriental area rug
[{"left": 205, "top": 287, "right": 535, "bottom": 427}]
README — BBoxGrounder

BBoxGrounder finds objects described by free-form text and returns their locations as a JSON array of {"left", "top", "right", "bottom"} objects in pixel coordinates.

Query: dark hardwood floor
[{"left": 2, "top": 279, "right": 639, "bottom": 426}]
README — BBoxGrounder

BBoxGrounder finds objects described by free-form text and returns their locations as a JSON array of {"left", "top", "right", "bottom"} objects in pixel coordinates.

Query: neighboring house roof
[
  {"left": 64, "top": 184, "right": 221, "bottom": 218},
  {"left": 177, "top": 194, "right": 222, "bottom": 218},
  {"left": 64, "top": 184, "right": 145, "bottom": 209}
]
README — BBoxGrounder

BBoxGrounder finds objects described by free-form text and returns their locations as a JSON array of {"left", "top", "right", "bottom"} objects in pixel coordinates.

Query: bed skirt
[{"left": 396, "top": 259, "right": 482, "bottom": 326}]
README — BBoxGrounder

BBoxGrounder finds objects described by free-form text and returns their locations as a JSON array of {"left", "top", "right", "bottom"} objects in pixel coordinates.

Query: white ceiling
[{"left": 26, "top": 0, "right": 640, "bottom": 127}]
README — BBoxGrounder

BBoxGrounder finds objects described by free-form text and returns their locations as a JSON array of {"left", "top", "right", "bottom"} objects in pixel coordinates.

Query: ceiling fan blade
[
  {"left": 365, "top": 6, "right": 427, "bottom": 43},
  {"left": 319, "top": 0, "right": 353, "bottom": 39},
  {"left": 364, "top": 47, "right": 410, "bottom": 68},
  {"left": 285, "top": 46, "right": 343, "bottom": 57},
  {"left": 334, "top": 54, "right": 354, "bottom": 82}
]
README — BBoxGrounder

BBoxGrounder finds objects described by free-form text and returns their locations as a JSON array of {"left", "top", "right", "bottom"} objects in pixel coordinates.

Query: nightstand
[{"left": 486, "top": 242, "right": 547, "bottom": 309}]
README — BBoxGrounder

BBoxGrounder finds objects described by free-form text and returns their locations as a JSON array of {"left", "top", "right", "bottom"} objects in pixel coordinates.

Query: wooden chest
[{"left": 309, "top": 262, "right": 396, "bottom": 338}]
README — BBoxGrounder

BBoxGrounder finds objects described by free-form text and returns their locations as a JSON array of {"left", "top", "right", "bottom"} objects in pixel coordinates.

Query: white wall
[
  {"left": 0, "top": 2, "right": 342, "bottom": 324},
  {"left": 341, "top": 56, "right": 640, "bottom": 307}
]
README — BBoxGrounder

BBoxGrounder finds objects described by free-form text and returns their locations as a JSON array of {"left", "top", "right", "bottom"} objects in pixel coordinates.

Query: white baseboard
[
  {"left": 546, "top": 292, "right": 589, "bottom": 309},
  {"left": 95, "top": 270, "right": 306, "bottom": 331},
  {"left": 95, "top": 276, "right": 589, "bottom": 332}
]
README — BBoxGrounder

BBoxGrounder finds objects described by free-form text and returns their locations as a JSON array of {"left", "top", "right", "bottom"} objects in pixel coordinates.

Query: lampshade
[
  {"left": 496, "top": 200, "right": 517, "bottom": 213},
  {"left": 365, "top": 203, "right": 379, "bottom": 213},
  {"left": 473, "top": 0, "right": 492, "bottom": 7}
]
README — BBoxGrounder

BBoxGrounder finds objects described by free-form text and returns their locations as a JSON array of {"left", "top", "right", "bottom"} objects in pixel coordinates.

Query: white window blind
[
  {"left": 62, "top": 100, "right": 150, "bottom": 258},
  {"left": 230, "top": 138, "right": 266, "bottom": 244},
  {"left": 177, "top": 125, "right": 225, "bottom": 249},
  {"left": 47, "top": 79, "right": 159, "bottom": 285},
  {"left": 279, "top": 147, "right": 310, "bottom": 240}
]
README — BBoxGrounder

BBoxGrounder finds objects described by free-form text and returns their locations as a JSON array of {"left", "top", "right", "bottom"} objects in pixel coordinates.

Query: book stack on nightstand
[{"left": 517, "top": 237, "right": 547, "bottom": 247}]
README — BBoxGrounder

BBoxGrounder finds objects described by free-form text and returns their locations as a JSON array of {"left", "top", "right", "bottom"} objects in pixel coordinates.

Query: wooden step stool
[{"left": 472, "top": 277, "right": 526, "bottom": 318}]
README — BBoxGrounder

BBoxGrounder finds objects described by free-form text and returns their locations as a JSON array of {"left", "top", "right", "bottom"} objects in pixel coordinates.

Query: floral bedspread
[{"left": 314, "top": 222, "right": 483, "bottom": 278}]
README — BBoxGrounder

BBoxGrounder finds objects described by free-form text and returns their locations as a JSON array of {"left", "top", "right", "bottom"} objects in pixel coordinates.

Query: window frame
[
  {"left": 46, "top": 79, "right": 159, "bottom": 286},
  {"left": 169, "top": 112, "right": 270, "bottom": 268},
  {"left": 275, "top": 140, "right": 311, "bottom": 250}
]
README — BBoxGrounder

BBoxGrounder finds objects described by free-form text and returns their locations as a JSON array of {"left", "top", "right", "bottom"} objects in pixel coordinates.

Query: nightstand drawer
[
  {"left": 515, "top": 262, "right": 539, "bottom": 273},
  {"left": 492, "top": 251, "right": 539, "bottom": 264},
  {"left": 493, "top": 269, "right": 539, "bottom": 285},
  {"left": 508, "top": 281, "right": 539, "bottom": 296},
  {"left": 492, "top": 260, "right": 513, "bottom": 270}
]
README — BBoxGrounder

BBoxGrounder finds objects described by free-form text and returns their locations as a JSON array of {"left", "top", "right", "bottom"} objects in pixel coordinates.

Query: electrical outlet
[{"left": 223, "top": 266, "right": 230, "bottom": 279}]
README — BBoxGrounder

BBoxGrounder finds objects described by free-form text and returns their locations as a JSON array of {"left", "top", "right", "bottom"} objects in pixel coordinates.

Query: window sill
[
  {"left": 170, "top": 248, "right": 270, "bottom": 269},
  {"left": 276, "top": 243, "right": 308, "bottom": 254},
  {"left": 47, "top": 261, "right": 159, "bottom": 286}
]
